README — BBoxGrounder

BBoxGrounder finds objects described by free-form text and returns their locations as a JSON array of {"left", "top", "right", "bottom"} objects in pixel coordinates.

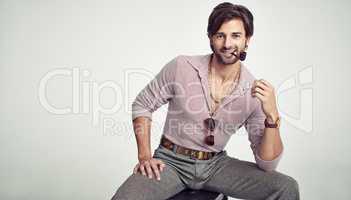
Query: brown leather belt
[{"left": 160, "top": 136, "right": 218, "bottom": 160}]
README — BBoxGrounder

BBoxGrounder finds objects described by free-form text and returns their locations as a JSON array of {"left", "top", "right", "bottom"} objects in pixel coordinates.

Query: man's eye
[
  {"left": 216, "top": 34, "right": 224, "bottom": 39},
  {"left": 233, "top": 35, "right": 240, "bottom": 39}
]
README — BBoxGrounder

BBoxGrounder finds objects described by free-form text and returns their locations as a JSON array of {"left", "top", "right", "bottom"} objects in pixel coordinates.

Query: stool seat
[{"left": 167, "top": 189, "right": 228, "bottom": 200}]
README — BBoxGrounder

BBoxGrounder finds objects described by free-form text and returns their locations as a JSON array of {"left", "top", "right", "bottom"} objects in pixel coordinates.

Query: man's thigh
[
  {"left": 110, "top": 163, "right": 186, "bottom": 200},
  {"left": 203, "top": 156, "right": 299, "bottom": 200}
]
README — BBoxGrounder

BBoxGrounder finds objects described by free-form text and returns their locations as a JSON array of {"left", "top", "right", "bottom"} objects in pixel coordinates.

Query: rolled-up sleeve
[
  {"left": 244, "top": 99, "right": 283, "bottom": 172},
  {"left": 131, "top": 57, "right": 178, "bottom": 121}
]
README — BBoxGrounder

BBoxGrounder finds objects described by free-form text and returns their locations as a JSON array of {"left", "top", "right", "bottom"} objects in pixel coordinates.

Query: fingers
[
  {"left": 144, "top": 162, "right": 154, "bottom": 179},
  {"left": 253, "top": 91, "right": 265, "bottom": 102},
  {"left": 134, "top": 159, "right": 166, "bottom": 181},
  {"left": 253, "top": 86, "right": 267, "bottom": 96},
  {"left": 154, "top": 160, "right": 166, "bottom": 181},
  {"left": 253, "top": 79, "right": 269, "bottom": 90},
  {"left": 252, "top": 83, "right": 267, "bottom": 99},
  {"left": 252, "top": 79, "right": 275, "bottom": 98},
  {"left": 260, "top": 79, "right": 273, "bottom": 88},
  {"left": 158, "top": 161, "right": 166, "bottom": 172},
  {"left": 150, "top": 163, "right": 161, "bottom": 181},
  {"left": 139, "top": 164, "right": 147, "bottom": 177},
  {"left": 133, "top": 163, "right": 140, "bottom": 174}
]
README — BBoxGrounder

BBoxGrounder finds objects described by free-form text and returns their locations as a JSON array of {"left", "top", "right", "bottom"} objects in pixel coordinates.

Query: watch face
[{"left": 265, "top": 117, "right": 280, "bottom": 128}]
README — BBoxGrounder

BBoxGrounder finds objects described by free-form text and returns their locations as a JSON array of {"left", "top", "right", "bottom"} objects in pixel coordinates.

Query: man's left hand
[{"left": 251, "top": 79, "right": 279, "bottom": 122}]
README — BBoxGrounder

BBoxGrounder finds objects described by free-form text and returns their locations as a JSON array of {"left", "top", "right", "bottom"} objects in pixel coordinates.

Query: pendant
[
  {"left": 204, "top": 117, "right": 216, "bottom": 131},
  {"left": 205, "top": 135, "right": 214, "bottom": 146}
]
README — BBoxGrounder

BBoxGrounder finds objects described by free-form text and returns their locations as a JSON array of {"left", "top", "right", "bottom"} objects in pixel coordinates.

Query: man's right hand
[{"left": 133, "top": 158, "right": 166, "bottom": 181}]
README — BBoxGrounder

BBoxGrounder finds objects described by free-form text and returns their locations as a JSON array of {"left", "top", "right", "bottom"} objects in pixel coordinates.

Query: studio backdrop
[{"left": 1, "top": 0, "right": 350, "bottom": 199}]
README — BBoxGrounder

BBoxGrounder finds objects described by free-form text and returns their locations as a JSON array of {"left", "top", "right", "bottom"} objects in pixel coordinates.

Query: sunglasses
[{"left": 204, "top": 117, "right": 218, "bottom": 146}]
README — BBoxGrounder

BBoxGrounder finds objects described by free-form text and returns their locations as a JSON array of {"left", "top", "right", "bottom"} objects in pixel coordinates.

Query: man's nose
[{"left": 224, "top": 37, "right": 233, "bottom": 49}]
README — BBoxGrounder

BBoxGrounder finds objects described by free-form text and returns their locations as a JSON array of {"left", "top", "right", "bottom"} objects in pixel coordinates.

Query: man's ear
[
  {"left": 208, "top": 34, "right": 213, "bottom": 44},
  {"left": 245, "top": 37, "right": 252, "bottom": 50}
]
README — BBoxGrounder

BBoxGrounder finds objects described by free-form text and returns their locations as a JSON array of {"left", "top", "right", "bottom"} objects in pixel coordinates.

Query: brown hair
[{"left": 207, "top": 2, "right": 254, "bottom": 38}]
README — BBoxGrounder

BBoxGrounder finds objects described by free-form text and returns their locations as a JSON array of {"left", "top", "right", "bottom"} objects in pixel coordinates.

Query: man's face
[{"left": 210, "top": 18, "right": 250, "bottom": 65}]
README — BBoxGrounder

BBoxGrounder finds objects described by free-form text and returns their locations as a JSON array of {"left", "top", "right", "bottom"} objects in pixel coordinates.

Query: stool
[{"left": 167, "top": 189, "right": 228, "bottom": 200}]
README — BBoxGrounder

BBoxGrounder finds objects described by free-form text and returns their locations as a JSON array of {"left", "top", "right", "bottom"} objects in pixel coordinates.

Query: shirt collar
[{"left": 184, "top": 53, "right": 253, "bottom": 96}]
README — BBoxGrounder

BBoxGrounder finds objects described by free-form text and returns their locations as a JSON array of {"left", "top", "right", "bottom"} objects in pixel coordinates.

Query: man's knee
[
  {"left": 274, "top": 174, "right": 300, "bottom": 197},
  {"left": 285, "top": 176, "right": 299, "bottom": 196},
  {"left": 110, "top": 187, "right": 131, "bottom": 200},
  {"left": 110, "top": 174, "right": 145, "bottom": 200},
  {"left": 111, "top": 184, "right": 145, "bottom": 200}
]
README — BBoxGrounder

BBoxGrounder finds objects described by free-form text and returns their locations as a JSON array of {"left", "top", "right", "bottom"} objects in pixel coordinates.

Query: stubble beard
[{"left": 213, "top": 48, "right": 240, "bottom": 65}]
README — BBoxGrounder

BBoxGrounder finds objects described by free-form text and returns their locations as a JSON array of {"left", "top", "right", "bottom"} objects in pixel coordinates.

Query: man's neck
[{"left": 211, "top": 54, "right": 241, "bottom": 82}]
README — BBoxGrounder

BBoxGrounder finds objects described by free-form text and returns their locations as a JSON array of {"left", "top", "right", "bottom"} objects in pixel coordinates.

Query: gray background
[{"left": 1, "top": 0, "right": 350, "bottom": 199}]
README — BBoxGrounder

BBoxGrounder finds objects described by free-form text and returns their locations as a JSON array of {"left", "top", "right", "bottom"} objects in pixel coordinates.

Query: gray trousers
[{"left": 111, "top": 145, "right": 300, "bottom": 200}]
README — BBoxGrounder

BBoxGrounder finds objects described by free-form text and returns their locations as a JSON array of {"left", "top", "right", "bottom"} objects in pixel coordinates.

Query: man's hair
[{"left": 207, "top": 2, "right": 254, "bottom": 38}]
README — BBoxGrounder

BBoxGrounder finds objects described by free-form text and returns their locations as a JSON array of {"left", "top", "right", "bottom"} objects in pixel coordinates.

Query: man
[{"left": 111, "top": 2, "right": 300, "bottom": 200}]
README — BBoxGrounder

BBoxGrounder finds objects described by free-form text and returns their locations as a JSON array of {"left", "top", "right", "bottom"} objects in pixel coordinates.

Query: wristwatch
[{"left": 264, "top": 116, "right": 281, "bottom": 128}]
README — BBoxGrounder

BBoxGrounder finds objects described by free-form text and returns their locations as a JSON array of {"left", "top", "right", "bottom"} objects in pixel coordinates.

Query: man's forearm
[
  {"left": 258, "top": 114, "right": 283, "bottom": 160},
  {"left": 133, "top": 117, "right": 152, "bottom": 161}
]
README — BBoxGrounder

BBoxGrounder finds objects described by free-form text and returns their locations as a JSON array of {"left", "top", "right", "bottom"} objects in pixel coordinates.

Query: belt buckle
[
  {"left": 190, "top": 151, "right": 206, "bottom": 160},
  {"left": 190, "top": 151, "right": 197, "bottom": 159},
  {"left": 198, "top": 151, "right": 204, "bottom": 160}
]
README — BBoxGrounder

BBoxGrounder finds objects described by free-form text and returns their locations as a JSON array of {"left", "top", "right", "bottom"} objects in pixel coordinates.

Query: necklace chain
[{"left": 208, "top": 62, "right": 241, "bottom": 115}]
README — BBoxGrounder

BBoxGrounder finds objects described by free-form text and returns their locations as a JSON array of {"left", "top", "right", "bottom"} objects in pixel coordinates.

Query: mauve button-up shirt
[{"left": 132, "top": 53, "right": 283, "bottom": 171}]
